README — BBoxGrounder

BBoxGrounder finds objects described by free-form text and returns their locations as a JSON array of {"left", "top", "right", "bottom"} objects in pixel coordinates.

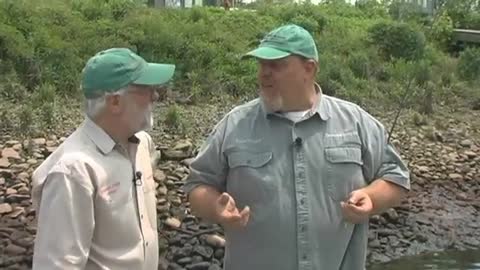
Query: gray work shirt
[{"left": 183, "top": 93, "right": 410, "bottom": 270}]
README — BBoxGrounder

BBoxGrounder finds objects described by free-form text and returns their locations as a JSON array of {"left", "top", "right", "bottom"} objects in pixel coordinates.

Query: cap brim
[
  {"left": 242, "top": 47, "right": 291, "bottom": 60},
  {"left": 134, "top": 63, "right": 175, "bottom": 86}
]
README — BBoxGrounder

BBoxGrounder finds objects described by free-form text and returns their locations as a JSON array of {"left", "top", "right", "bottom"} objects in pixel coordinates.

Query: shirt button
[
  {"left": 146, "top": 242, "right": 149, "bottom": 247},
  {"left": 141, "top": 214, "right": 144, "bottom": 219},
  {"left": 300, "top": 198, "right": 305, "bottom": 205},
  {"left": 301, "top": 225, "right": 306, "bottom": 232}
]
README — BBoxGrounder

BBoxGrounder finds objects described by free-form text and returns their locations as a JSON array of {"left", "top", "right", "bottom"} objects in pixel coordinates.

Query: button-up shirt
[
  {"left": 31, "top": 117, "right": 159, "bottom": 270},
  {"left": 183, "top": 91, "right": 410, "bottom": 270}
]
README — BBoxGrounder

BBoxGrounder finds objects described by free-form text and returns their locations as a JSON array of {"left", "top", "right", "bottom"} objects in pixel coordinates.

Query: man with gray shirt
[
  {"left": 183, "top": 24, "right": 410, "bottom": 270},
  {"left": 31, "top": 48, "right": 175, "bottom": 270}
]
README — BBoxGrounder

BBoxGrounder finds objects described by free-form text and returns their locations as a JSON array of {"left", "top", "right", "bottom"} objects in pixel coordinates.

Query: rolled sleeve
[
  {"left": 183, "top": 116, "right": 229, "bottom": 195},
  {"left": 358, "top": 108, "right": 410, "bottom": 190},
  {"left": 32, "top": 162, "right": 95, "bottom": 270}
]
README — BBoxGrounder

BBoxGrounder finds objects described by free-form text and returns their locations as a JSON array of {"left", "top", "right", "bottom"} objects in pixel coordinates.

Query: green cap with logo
[
  {"left": 81, "top": 48, "right": 175, "bottom": 98},
  {"left": 243, "top": 24, "right": 318, "bottom": 61}
]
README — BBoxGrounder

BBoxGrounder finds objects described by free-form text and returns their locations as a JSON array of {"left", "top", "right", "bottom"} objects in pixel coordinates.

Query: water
[{"left": 368, "top": 250, "right": 480, "bottom": 270}]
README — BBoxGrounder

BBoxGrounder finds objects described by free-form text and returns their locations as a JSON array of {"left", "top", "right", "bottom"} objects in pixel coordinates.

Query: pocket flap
[
  {"left": 325, "top": 147, "right": 363, "bottom": 165},
  {"left": 228, "top": 151, "right": 273, "bottom": 168}
]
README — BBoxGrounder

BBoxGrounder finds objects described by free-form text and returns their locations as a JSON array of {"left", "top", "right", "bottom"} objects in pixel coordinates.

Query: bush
[
  {"left": 0, "top": 0, "right": 476, "bottom": 113},
  {"left": 368, "top": 21, "right": 426, "bottom": 61},
  {"left": 457, "top": 47, "right": 480, "bottom": 82}
]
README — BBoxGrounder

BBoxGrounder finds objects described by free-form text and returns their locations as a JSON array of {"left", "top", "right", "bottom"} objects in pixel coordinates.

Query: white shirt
[{"left": 31, "top": 117, "right": 159, "bottom": 270}]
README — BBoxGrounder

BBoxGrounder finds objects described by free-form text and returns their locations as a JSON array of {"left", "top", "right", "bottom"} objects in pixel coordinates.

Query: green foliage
[
  {"left": 368, "top": 21, "right": 426, "bottom": 61},
  {"left": 457, "top": 47, "right": 480, "bottom": 82},
  {"left": 0, "top": 0, "right": 477, "bottom": 114}
]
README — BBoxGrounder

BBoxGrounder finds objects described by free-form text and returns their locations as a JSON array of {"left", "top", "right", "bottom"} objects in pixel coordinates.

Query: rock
[
  {"left": 178, "top": 257, "right": 193, "bottom": 265},
  {"left": 46, "top": 146, "right": 57, "bottom": 154},
  {"left": 154, "top": 170, "right": 166, "bottom": 182},
  {"left": 5, "top": 140, "right": 20, "bottom": 146},
  {"left": 384, "top": 209, "right": 399, "bottom": 222},
  {"left": 449, "top": 173, "right": 463, "bottom": 181},
  {"left": 163, "top": 150, "right": 191, "bottom": 161},
  {"left": 0, "top": 203, "right": 13, "bottom": 214},
  {"left": 460, "top": 139, "right": 473, "bottom": 147},
  {"left": 165, "top": 217, "right": 181, "bottom": 228},
  {"left": 5, "top": 194, "right": 30, "bottom": 204},
  {"left": 32, "top": 138, "right": 46, "bottom": 146},
  {"left": 173, "top": 141, "right": 193, "bottom": 151},
  {"left": 6, "top": 188, "right": 17, "bottom": 195},
  {"left": 1, "top": 148, "right": 21, "bottom": 160},
  {"left": 205, "top": 234, "right": 225, "bottom": 248},
  {"left": 16, "top": 172, "right": 30, "bottom": 182},
  {"left": 5, "top": 243, "right": 26, "bottom": 255},
  {"left": 193, "top": 245, "right": 213, "bottom": 259},
  {"left": 26, "top": 159, "right": 37, "bottom": 165},
  {"left": 186, "top": 262, "right": 210, "bottom": 270},
  {"left": 157, "top": 185, "right": 168, "bottom": 196},
  {"left": 456, "top": 193, "right": 470, "bottom": 201},
  {"left": 464, "top": 151, "right": 477, "bottom": 159},
  {"left": 167, "top": 263, "right": 184, "bottom": 270},
  {"left": 8, "top": 207, "right": 25, "bottom": 218},
  {"left": 12, "top": 144, "right": 22, "bottom": 151},
  {"left": 0, "top": 158, "right": 10, "bottom": 168},
  {"left": 208, "top": 265, "right": 222, "bottom": 270},
  {"left": 214, "top": 248, "right": 224, "bottom": 260}
]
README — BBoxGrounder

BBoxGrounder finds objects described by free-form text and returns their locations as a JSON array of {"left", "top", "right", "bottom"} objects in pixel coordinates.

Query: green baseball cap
[
  {"left": 243, "top": 24, "right": 318, "bottom": 61},
  {"left": 81, "top": 48, "right": 175, "bottom": 98}
]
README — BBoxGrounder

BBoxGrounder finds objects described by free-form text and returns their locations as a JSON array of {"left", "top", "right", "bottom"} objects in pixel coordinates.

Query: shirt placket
[
  {"left": 293, "top": 128, "right": 312, "bottom": 270},
  {"left": 129, "top": 143, "right": 152, "bottom": 266}
]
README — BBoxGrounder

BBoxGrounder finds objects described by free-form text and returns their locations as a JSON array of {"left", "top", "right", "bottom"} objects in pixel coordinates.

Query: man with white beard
[
  {"left": 184, "top": 24, "right": 410, "bottom": 270},
  {"left": 31, "top": 48, "right": 175, "bottom": 270}
]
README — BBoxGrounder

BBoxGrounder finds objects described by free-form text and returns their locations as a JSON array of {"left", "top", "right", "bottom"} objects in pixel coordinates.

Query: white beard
[{"left": 260, "top": 91, "right": 284, "bottom": 112}]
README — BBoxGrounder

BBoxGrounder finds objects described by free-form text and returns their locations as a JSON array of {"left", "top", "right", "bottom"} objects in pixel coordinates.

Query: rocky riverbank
[{"left": 0, "top": 101, "right": 479, "bottom": 270}]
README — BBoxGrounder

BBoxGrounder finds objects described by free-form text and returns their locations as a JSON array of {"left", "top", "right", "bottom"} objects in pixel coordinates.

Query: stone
[
  {"left": 1, "top": 148, "right": 20, "bottom": 160},
  {"left": 5, "top": 243, "right": 26, "bottom": 255},
  {"left": 165, "top": 217, "right": 181, "bottom": 228},
  {"left": 449, "top": 173, "right": 463, "bottom": 181},
  {"left": 163, "top": 150, "right": 191, "bottom": 161},
  {"left": 0, "top": 203, "right": 13, "bottom": 214},
  {"left": 193, "top": 245, "right": 213, "bottom": 259},
  {"left": 32, "top": 138, "right": 46, "bottom": 146},
  {"left": 173, "top": 140, "right": 193, "bottom": 151},
  {"left": 0, "top": 158, "right": 10, "bottom": 168},
  {"left": 186, "top": 262, "right": 210, "bottom": 270},
  {"left": 154, "top": 170, "right": 166, "bottom": 182},
  {"left": 460, "top": 139, "right": 473, "bottom": 147},
  {"left": 205, "top": 234, "right": 225, "bottom": 248}
]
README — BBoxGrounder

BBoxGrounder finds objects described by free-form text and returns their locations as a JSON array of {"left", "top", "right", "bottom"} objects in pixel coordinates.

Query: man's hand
[
  {"left": 341, "top": 189, "right": 373, "bottom": 224},
  {"left": 215, "top": 192, "right": 250, "bottom": 230}
]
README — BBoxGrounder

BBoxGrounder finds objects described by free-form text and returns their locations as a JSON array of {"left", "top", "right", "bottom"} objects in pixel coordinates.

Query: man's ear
[
  {"left": 303, "top": 59, "right": 318, "bottom": 79},
  {"left": 105, "top": 94, "right": 123, "bottom": 114}
]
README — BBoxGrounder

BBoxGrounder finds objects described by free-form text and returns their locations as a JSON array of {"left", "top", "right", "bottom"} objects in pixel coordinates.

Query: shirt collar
[
  {"left": 82, "top": 117, "right": 139, "bottom": 155},
  {"left": 261, "top": 83, "right": 330, "bottom": 121}
]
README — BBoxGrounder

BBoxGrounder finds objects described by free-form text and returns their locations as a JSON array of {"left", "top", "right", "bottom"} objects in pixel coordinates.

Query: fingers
[
  {"left": 346, "top": 190, "right": 365, "bottom": 205},
  {"left": 239, "top": 206, "right": 250, "bottom": 227},
  {"left": 341, "top": 201, "right": 368, "bottom": 224},
  {"left": 217, "top": 192, "right": 231, "bottom": 206},
  {"left": 215, "top": 193, "right": 250, "bottom": 229}
]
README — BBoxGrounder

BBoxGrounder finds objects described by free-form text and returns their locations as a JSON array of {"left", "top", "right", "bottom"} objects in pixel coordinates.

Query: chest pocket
[
  {"left": 228, "top": 151, "right": 272, "bottom": 168},
  {"left": 324, "top": 132, "right": 366, "bottom": 202},
  {"left": 225, "top": 148, "right": 274, "bottom": 224}
]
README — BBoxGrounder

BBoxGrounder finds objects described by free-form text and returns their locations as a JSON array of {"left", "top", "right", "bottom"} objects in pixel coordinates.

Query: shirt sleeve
[
  {"left": 358, "top": 108, "right": 411, "bottom": 190},
  {"left": 32, "top": 161, "right": 95, "bottom": 270},
  {"left": 182, "top": 115, "right": 229, "bottom": 195}
]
